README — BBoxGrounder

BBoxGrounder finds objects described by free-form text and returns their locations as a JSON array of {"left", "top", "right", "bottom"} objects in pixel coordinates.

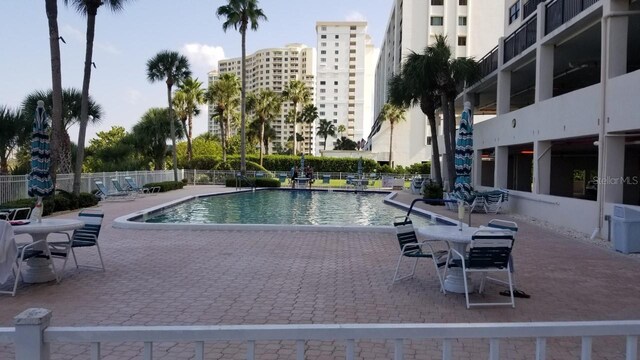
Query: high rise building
[
  {"left": 367, "top": 0, "right": 506, "bottom": 166},
  {"left": 315, "top": 21, "right": 376, "bottom": 154},
  {"left": 209, "top": 43, "right": 316, "bottom": 154},
  {"left": 206, "top": 69, "right": 219, "bottom": 135}
]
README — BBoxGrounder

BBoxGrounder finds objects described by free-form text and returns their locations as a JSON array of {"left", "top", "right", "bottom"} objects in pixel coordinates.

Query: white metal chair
[
  {"left": 447, "top": 229, "right": 516, "bottom": 309},
  {"left": 0, "top": 220, "right": 59, "bottom": 296},
  {"left": 485, "top": 190, "right": 508, "bottom": 214},
  {"left": 94, "top": 179, "right": 134, "bottom": 201},
  {"left": 48, "top": 209, "right": 106, "bottom": 278},
  {"left": 392, "top": 215, "right": 450, "bottom": 292},
  {"left": 0, "top": 208, "right": 32, "bottom": 221}
]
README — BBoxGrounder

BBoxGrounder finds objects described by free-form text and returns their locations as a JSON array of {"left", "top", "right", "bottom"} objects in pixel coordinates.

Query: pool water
[{"left": 144, "top": 190, "right": 437, "bottom": 227}]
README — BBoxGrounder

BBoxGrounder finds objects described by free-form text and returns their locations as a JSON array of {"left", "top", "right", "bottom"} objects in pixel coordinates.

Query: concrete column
[
  {"left": 605, "top": 0, "right": 630, "bottom": 78},
  {"left": 494, "top": 146, "right": 509, "bottom": 189},
  {"left": 472, "top": 147, "right": 482, "bottom": 188},
  {"left": 535, "top": 3, "right": 554, "bottom": 102},
  {"left": 534, "top": 140, "right": 552, "bottom": 194},
  {"left": 603, "top": 136, "right": 626, "bottom": 203},
  {"left": 496, "top": 37, "right": 511, "bottom": 115},
  {"left": 14, "top": 308, "right": 52, "bottom": 360}
]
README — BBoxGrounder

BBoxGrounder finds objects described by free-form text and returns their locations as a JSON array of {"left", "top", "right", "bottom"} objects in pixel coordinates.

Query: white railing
[
  {"left": 3, "top": 308, "right": 639, "bottom": 360},
  {"left": 0, "top": 170, "right": 182, "bottom": 204}
]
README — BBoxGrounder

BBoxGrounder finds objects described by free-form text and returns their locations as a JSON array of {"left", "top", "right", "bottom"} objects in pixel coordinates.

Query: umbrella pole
[{"left": 33, "top": 196, "right": 44, "bottom": 223}]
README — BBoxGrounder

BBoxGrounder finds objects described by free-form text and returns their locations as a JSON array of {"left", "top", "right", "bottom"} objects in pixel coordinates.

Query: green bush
[
  {"left": 1, "top": 191, "right": 99, "bottom": 216},
  {"left": 422, "top": 181, "right": 444, "bottom": 204},
  {"left": 224, "top": 177, "right": 281, "bottom": 188},
  {"left": 78, "top": 193, "right": 100, "bottom": 208},
  {"left": 143, "top": 181, "right": 185, "bottom": 192}
]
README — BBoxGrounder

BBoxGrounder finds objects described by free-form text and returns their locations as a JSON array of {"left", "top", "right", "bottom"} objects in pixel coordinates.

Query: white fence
[
  {"left": 1, "top": 308, "right": 639, "bottom": 360},
  {"left": 0, "top": 170, "right": 181, "bottom": 204}
]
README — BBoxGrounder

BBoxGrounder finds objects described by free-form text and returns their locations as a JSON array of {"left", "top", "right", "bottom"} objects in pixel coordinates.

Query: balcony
[
  {"left": 504, "top": 15, "right": 537, "bottom": 63},
  {"left": 523, "top": 0, "right": 545, "bottom": 19},
  {"left": 477, "top": 45, "right": 499, "bottom": 80},
  {"left": 545, "top": 0, "right": 600, "bottom": 34}
]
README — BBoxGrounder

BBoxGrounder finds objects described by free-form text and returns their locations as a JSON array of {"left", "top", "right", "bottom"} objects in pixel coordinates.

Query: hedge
[
  {"left": 143, "top": 180, "right": 186, "bottom": 192},
  {"left": 224, "top": 177, "right": 281, "bottom": 188},
  {"left": 0, "top": 191, "right": 100, "bottom": 217},
  {"left": 186, "top": 155, "right": 378, "bottom": 173}
]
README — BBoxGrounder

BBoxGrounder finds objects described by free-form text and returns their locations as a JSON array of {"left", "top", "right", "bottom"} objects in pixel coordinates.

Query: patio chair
[
  {"left": 448, "top": 229, "right": 515, "bottom": 309},
  {"left": 124, "top": 176, "right": 160, "bottom": 195},
  {"left": 392, "top": 215, "right": 450, "bottom": 292},
  {"left": 410, "top": 177, "right": 423, "bottom": 195},
  {"left": 94, "top": 179, "right": 134, "bottom": 201},
  {"left": 0, "top": 208, "right": 32, "bottom": 221},
  {"left": 485, "top": 190, "right": 508, "bottom": 214},
  {"left": 48, "top": 209, "right": 105, "bottom": 277},
  {"left": 0, "top": 220, "right": 59, "bottom": 296},
  {"left": 111, "top": 178, "right": 137, "bottom": 197}
]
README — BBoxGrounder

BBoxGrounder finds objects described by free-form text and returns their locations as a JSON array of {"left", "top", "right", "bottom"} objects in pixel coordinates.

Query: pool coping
[{"left": 112, "top": 188, "right": 457, "bottom": 232}]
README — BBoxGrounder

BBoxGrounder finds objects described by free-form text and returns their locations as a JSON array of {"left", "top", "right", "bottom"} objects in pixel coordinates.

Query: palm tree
[
  {"left": 146, "top": 50, "right": 191, "bottom": 181},
  {"left": 217, "top": 0, "right": 267, "bottom": 174},
  {"left": 387, "top": 50, "right": 443, "bottom": 186},
  {"left": 429, "top": 35, "right": 480, "bottom": 188},
  {"left": 316, "top": 119, "right": 336, "bottom": 150},
  {"left": 64, "top": 0, "right": 132, "bottom": 195},
  {"left": 0, "top": 106, "right": 30, "bottom": 175},
  {"left": 378, "top": 103, "right": 406, "bottom": 168},
  {"left": 174, "top": 77, "right": 205, "bottom": 162},
  {"left": 23, "top": 88, "right": 103, "bottom": 174},
  {"left": 205, "top": 73, "right": 240, "bottom": 162},
  {"left": 247, "top": 89, "right": 282, "bottom": 165},
  {"left": 45, "top": 0, "right": 64, "bottom": 184},
  {"left": 131, "top": 108, "right": 184, "bottom": 170},
  {"left": 282, "top": 79, "right": 311, "bottom": 156},
  {"left": 172, "top": 91, "right": 194, "bottom": 156},
  {"left": 337, "top": 124, "right": 346, "bottom": 138}
]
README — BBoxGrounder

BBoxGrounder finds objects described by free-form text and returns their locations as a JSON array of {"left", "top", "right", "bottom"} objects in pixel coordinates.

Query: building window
[
  {"left": 335, "top": 35, "right": 339, "bottom": 39},
  {"left": 509, "top": 1, "right": 520, "bottom": 24},
  {"left": 320, "top": 81, "right": 326, "bottom": 85},
  {"left": 431, "top": 0, "right": 443, "bottom": 5},
  {"left": 321, "top": 26, "right": 327, "bottom": 31},
  {"left": 458, "top": 36, "right": 467, "bottom": 46},
  {"left": 459, "top": 0, "right": 467, "bottom": 5},
  {"left": 321, "top": 35, "right": 326, "bottom": 39},
  {"left": 320, "top": 58, "right": 326, "bottom": 62},
  {"left": 321, "top": 42, "right": 326, "bottom": 47},
  {"left": 320, "top": 50, "right": 326, "bottom": 54},
  {"left": 458, "top": 16, "right": 467, "bottom": 26},
  {"left": 350, "top": 25, "right": 357, "bottom": 30},
  {"left": 430, "top": 16, "right": 444, "bottom": 26},
  {"left": 335, "top": 50, "right": 339, "bottom": 54}
]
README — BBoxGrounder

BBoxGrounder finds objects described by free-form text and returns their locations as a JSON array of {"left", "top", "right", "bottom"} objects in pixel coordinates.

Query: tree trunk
[
  {"left": 0, "top": 155, "right": 8, "bottom": 175},
  {"left": 420, "top": 95, "right": 443, "bottom": 186},
  {"left": 45, "top": 0, "right": 63, "bottom": 187},
  {"left": 222, "top": 111, "right": 227, "bottom": 162},
  {"left": 389, "top": 122, "right": 394, "bottom": 168},
  {"left": 240, "top": 30, "right": 247, "bottom": 174},
  {"left": 187, "top": 113, "right": 193, "bottom": 162},
  {"left": 441, "top": 93, "right": 456, "bottom": 191},
  {"left": 73, "top": 7, "right": 98, "bottom": 195},
  {"left": 180, "top": 118, "right": 188, "bottom": 163},
  {"left": 167, "top": 82, "right": 178, "bottom": 181},
  {"left": 323, "top": 135, "right": 327, "bottom": 150},
  {"left": 292, "top": 101, "right": 298, "bottom": 156},
  {"left": 259, "top": 121, "right": 264, "bottom": 166}
]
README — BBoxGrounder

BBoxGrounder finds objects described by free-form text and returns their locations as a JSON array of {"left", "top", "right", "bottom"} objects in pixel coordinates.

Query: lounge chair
[
  {"left": 111, "top": 178, "right": 137, "bottom": 197},
  {"left": 485, "top": 190, "right": 508, "bottom": 214},
  {"left": 0, "top": 208, "right": 32, "bottom": 221},
  {"left": 49, "top": 209, "right": 105, "bottom": 278},
  {"left": 410, "top": 177, "right": 423, "bottom": 194},
  {"left": 94, "top": 179, "right": 134, "bottom": 201},
  {"left": 124, "top": 176, "right": 159, "bottom": 195}
]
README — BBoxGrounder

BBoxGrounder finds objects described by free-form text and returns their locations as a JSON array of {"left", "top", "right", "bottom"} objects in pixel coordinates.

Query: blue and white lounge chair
[
  {"left": 124, "top": 177, "right": 159, "bottom": 195},
  {"left": 94, "top": 180, "right": 134, "bottom": 201}
]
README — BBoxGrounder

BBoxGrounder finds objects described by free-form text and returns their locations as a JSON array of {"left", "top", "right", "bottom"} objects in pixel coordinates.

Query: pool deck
[{"left": 2, "top": 185, "right": 640, "bottom": 359}]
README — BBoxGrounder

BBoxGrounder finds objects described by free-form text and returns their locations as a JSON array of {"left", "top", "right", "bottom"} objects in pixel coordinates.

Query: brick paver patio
[{"left": 1, "top": 185, "right": 639, "bottom": 359}]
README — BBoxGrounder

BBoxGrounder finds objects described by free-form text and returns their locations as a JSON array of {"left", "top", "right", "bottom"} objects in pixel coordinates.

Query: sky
[{"left": 0, "top": 0, "right": 391, "bottom": 146}]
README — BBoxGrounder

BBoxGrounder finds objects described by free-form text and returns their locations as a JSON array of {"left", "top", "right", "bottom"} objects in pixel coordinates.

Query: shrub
[
  {"left": 78, "top": 192, "right": 100, "bottom": 208},
  {"left": 143, "top": 181, "right": 185, "bottom": 192},
  {"left": 422, "top": 181, "right": 444, "bottom": 204},
  {"left": 1, "top": 191, "right": 99, "bottom": 216}
]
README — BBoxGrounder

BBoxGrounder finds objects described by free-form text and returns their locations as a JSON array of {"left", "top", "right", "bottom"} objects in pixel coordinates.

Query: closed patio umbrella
[
  {"left": 300, "top": 153, "right": 305, "bottom": 170},
  {"left": 28, "top": 100, "right": 54, "bottom": 222},
  {"left": 453, "top": 101, "right": 474, "bottom": 200},
  {"left": 357, "top": 156, "right": 363, "bottom": 178}
]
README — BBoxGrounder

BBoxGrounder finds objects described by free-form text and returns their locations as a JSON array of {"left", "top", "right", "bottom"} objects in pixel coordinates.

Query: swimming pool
[{"left": 119, "top": 189, "right": 454, "bottom": 230}]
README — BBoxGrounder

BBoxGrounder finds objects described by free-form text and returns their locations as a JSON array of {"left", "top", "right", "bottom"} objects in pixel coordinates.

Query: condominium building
[
  {"left": 367, "top": 0, "right": 506, "bottom": 166},
  {"left": 315, "top": 21, "right": 376, "bottom": 154},
  {"left": 465, "top": 0, "right": 639, "bottom": 237},
  {"left": 207, "top": 70, "right": 219, "bottom": 135},
  {"left": 209, "top": 44, "right": 316, "bottom": 154}
]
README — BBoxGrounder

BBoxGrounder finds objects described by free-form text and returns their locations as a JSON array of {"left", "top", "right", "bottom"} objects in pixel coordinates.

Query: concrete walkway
[{"left": 1, "top": 185, "right": 639, "bottom": 359}]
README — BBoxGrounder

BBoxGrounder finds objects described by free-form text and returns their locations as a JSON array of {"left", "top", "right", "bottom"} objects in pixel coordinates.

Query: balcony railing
[
  {"left": 523, "top": 0, "right": 545, "bottom": 19},
  {"left": 545, "top": 0, "right": 601, "bottom": 34},
  {"left": 503, "top": 15, "right": 538, "bottom": 63},
  {"left": 477, "top": 45, "right": 499, "bottom": 80}
]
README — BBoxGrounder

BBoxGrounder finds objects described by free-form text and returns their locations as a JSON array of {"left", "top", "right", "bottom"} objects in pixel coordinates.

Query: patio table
[
  {"left": 416, "top": 225, "right": 480, "bottom": 293},
  {"left": 12, "top": 218, "right": 84, "bottom": 283}
]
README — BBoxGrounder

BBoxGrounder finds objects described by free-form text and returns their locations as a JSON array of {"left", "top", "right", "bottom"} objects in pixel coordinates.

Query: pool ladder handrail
[{"left": 235, "top": 173, "right": 256, "bottom": 191}]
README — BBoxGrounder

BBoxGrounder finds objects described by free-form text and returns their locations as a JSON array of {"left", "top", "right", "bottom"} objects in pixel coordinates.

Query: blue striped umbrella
[
  {"left": 357, "top": 157, "right": 363, "bottom": 178},
  {"left": 28, "top": 101, "right": 54, "bottom": 199},
  {"left": 453, "top": 103, "right": 474, "bottom": 200}
]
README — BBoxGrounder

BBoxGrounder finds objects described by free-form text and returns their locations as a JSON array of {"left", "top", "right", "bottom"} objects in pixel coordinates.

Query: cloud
[
  {"left": 345, "top": 11, "right": 367, "bottom": 22},
  {"left": 182, "top": 43, "right": 226, "bottom": 75},
  {"left": 60, "top": 24, "right": 120, "bottom": 55}
]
